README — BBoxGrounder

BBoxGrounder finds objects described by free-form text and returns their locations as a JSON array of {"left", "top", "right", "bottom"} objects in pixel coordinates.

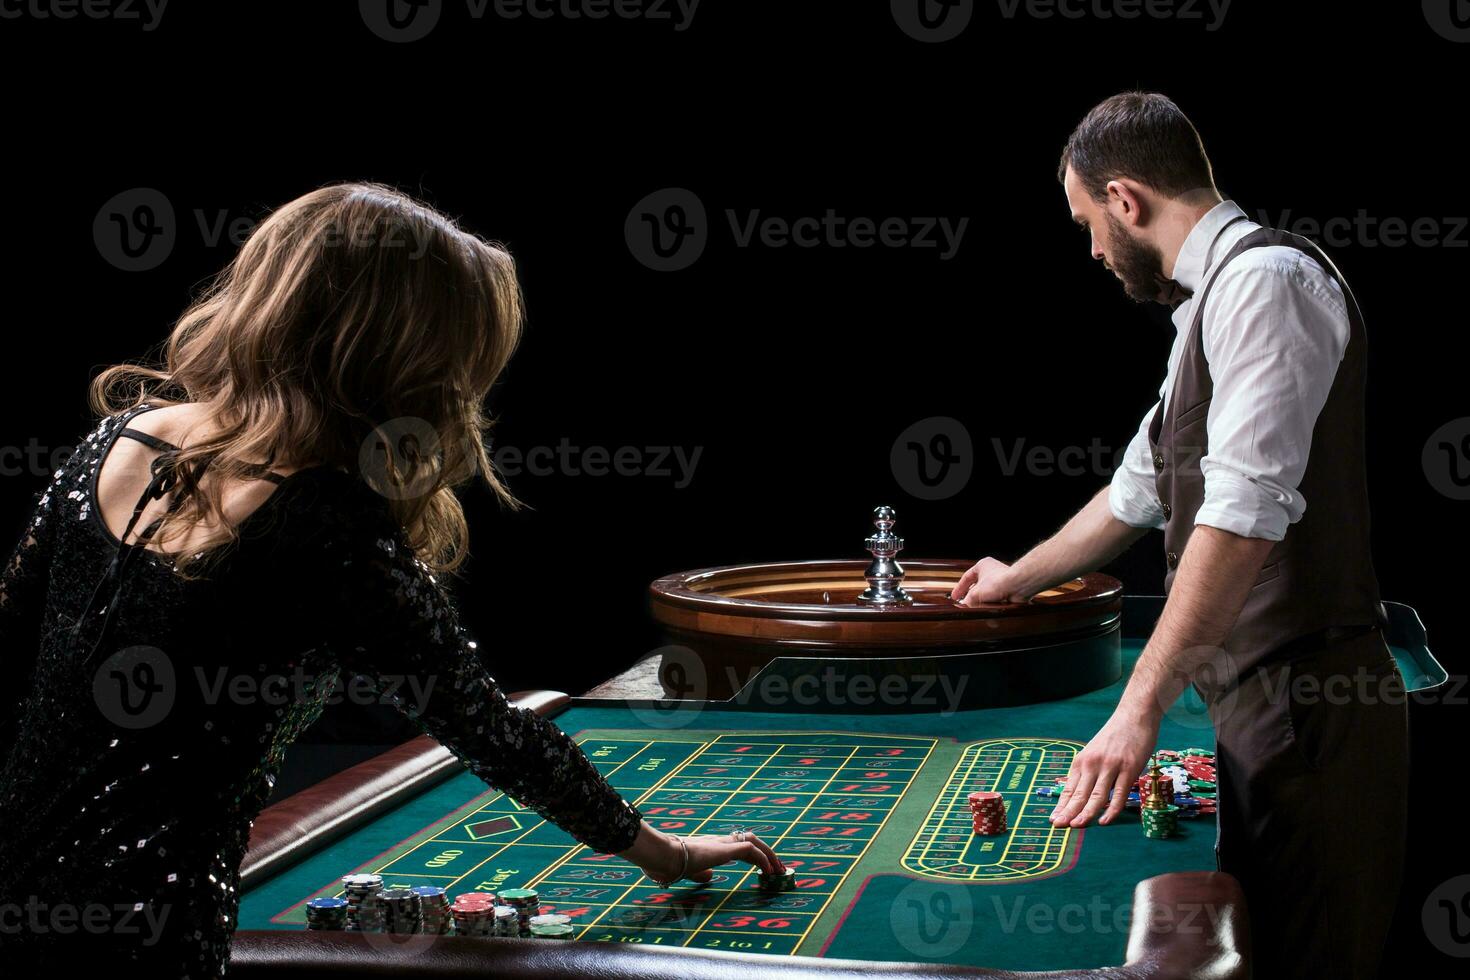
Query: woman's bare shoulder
[{"left": 119, "top": 402, "right": 209, "bottom": 445}]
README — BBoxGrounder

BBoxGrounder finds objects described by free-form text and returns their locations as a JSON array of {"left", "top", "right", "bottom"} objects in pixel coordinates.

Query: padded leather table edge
[{"left": 231, "top": 871, "right": 1247, "bottom": 978}]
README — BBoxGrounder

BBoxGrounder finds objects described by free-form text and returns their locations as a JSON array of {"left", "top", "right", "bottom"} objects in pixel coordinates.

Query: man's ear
[{"left": 1105, "top": 179, "right": 1146, "bottom": 227}]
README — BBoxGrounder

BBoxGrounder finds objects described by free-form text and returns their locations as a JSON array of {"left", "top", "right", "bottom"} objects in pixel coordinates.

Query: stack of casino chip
[
  {"left": 1167, "top": 749, "right": 1219, "bottom": 816},
  {"left": 341, "top": 874, "right": 386, "bottom": 932},
  {"left": 498, "top": 888, "right": 540, "bottom": 936},
  {"left": 1141, "top": 803, "right": 1181, "bottom": 839},
  {"left": 529, "top": 913, "right": 574, "bottom": 940},
  {"left": 449, "top": 892, "right": 497, "bottom": 937},
  {"left": 1136, "top": 772, "right": 1176, "bottom": 805},
  {"left": 1172, "top": 795, "right": 1203, "bottom": 818},
  {"left": 969, "top": 791, "right": 1007, "bottom": 835},
  {"left": 305, "top": 897, "right": 348, "bottom": 931},
  {"left": 379, "top": 887, "right": 421, "bottom": 934},
  {"left": 757, "top": 868, "right": 795, "bottom": 892},
  {"left": 530, "top": 923, "right": 575, "bottom": 939},
  {"left": 413, "top": 886, "right": 451, "bottom": 935},
  {"left": 1193, "top": 791, "right": 1218, "bottom": 817},
  {"left": 493, "top": 905, "right": 519, "bottom": 937}
]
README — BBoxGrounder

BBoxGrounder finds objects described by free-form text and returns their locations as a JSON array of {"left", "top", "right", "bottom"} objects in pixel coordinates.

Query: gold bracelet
[{"left": 654, "top": 834, "right": 690, "bottom": 886}]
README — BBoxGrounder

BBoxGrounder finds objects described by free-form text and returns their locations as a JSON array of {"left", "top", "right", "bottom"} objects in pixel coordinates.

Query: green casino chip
[
  {"left": 530, "top": 923, "right": 574, "bottom": 939},
  {"left": 498, "top": 888, "right": 538, "bottom": 904}
]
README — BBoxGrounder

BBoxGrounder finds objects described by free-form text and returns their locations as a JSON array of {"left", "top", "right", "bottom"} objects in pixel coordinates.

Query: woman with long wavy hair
[{"left": 0, "top": 183, "right": 780, "bottom": 972}]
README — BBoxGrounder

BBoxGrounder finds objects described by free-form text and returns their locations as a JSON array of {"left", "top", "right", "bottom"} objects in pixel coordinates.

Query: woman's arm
[{"left": 312, "top": 508, "right": 781, "bottom": 880}]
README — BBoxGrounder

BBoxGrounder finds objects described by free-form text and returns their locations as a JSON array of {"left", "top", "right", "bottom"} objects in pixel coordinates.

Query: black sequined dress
[{"left": 0, "top": 406, "right": 642, "bottom": 974}]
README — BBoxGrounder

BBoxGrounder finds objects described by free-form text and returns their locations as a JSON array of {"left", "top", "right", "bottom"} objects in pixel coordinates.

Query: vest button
[
  {"left": 1153, "top": 452, "right": 1165, "bottom": 471},
  {"left": 1162, "top": 503, "right": 1172, "bottom": 520},
  {"left": 1166, "top": 551, "right": 1180, "bottom": 568}
]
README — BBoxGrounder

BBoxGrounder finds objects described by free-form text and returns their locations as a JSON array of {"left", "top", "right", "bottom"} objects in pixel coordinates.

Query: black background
[{"left": 2, "top": 0, "right": 1466, "bottom": 972}]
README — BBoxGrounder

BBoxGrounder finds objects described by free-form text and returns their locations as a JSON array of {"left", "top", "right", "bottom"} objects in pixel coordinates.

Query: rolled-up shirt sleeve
[
  {"left": 1195, "top": 252, "right": 1350, "bottom": 541},
  {"left": 1109, "top": 404, "right": 1166, "bottom": 530}
]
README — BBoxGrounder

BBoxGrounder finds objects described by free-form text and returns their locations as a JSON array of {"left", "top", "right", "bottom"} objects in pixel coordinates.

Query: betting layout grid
[
  {"left": 903, "top": 738, "right": 1082, "bottom": 881},
  {"left": 275, "top": 730, "right": 937, "bottom": 956}
]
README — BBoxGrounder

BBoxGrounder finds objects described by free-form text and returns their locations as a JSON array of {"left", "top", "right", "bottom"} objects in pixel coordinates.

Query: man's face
[{"left": 1064, "top": 167, "right": 1165, "bottom": 304}]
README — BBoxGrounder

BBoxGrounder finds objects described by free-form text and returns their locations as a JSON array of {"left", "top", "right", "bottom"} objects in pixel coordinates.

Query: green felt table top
[{"left": 238, "top": 640, "right": 1219, "bottom": 971}]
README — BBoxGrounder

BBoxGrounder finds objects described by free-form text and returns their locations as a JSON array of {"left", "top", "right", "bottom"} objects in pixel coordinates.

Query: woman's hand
[{"left": 620, "top": 821, "right": 785, "bottom": 885}]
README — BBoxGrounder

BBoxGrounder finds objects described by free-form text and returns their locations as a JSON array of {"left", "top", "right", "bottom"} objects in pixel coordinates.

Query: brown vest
[{"left": 1150, "top": 225, "right": 1383, "bottom": 676}]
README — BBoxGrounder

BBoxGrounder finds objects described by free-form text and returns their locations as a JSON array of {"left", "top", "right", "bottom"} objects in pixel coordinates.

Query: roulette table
[
  {"left": 233, "top": 670, "right": 1240, "bottom": 977},
  {"left": 229, "top": 514, "right": 1443, "bottom": 978}
]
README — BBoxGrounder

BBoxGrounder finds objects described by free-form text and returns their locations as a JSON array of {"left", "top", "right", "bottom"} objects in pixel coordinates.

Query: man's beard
[{"left": 1104, "top": 214, "right": 1166, "bottom": 304}]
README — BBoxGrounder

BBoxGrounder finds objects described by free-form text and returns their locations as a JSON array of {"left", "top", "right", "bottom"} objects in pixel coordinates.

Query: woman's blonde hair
[{"left": 91, "top": 182, "right": 523, "bottom": 574}]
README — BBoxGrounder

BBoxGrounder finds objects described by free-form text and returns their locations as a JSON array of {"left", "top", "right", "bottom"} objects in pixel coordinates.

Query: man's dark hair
[{"left": 1058, "top": 92, "right": 1215, "bottom": 202}]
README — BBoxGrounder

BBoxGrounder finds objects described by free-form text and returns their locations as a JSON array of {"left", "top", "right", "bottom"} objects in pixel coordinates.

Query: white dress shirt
[{"left": 1109, "top": 201, "right": 1351, "bottom": 542}]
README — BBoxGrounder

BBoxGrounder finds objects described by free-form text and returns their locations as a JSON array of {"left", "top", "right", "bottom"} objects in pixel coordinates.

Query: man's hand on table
[
  {"left": 1050, "top": 698, "right": 1163, "bottom": 828},
  {"left": 951, "top": 556, "right": 1030, "bottom": 605}
]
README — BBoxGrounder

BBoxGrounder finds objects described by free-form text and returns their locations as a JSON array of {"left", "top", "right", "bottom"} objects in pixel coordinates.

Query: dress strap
[
  {"left": 117, "top": 427, "right": 181, "bottom": 454},
  {"left": 118, "top": 426, "right": 287, "bottom": 485},
  {"left": 74, "top": 409, "right": 287, "bottom": 668},
  {"left": 76, "top": 450, "right": 204, "bottom": 669}
]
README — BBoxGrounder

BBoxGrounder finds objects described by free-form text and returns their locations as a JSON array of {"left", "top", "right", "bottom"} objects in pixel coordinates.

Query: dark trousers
[{"left": 1208, "top": 631, "right": 1408, "bottom": 979}]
